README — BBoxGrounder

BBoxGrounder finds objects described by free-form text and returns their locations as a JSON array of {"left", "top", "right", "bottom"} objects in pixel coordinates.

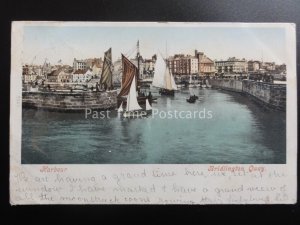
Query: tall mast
[
  {"left": 100, "top": 48, "right": 113, "bottom": 90},
  {"left": 42, "top": 58, "right": 48, "bottom": 79},
  {"left": 166, "top": 41, "right": 168, "bottom": 59},
  {"left": 137, "top": 40, "right": 140, "bottom": 93},
  {"left": 165, "top": 41, "right": 169, "bottom": 69},
  {"left": 166, "top": 41, "right": 169, "bottom": 73},
  {"left": 137, "top": 40, "right": 140, "bottom": 78}
]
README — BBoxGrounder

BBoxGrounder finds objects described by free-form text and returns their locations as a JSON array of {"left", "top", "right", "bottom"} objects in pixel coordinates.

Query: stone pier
[
  {"left": 210, "top": 79, "right": 286, "bottom": 111},
  {"left": 22, "top": 91, "right": 117, "bottom": 112}
]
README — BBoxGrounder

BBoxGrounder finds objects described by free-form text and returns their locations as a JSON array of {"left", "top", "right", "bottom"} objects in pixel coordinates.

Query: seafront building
[
  {"left": 73, "top": 58, "right": 103, "bottom": 71},
  {"left": 215, "top": 57, "right": 248, "bottom": 76},
  {"left": 143, "top": 54, "right": 157, "bottom": 78},
  {"left": 73, "top": 58, "right": 87, "bottom": 71},
  {"left": 22, "top": 50, "right": 287, "bottom": 85},
  {"left": 72, "top": 69, "right": 93, "bottom": 83},
  {"left": 167, "top": 54, "right": 199, "bottom": 76},
  {"left": 248, "top": 60, "right": 261, "bottom": 72},
  {"left": 195, "top": 50, "right": 215, "bottom": 77},
  {"left": 167, "top": 51, "right": 215, "bottom": 77},
  {"left": 22, "top": 64, "right": 44, "bottom": 83}
]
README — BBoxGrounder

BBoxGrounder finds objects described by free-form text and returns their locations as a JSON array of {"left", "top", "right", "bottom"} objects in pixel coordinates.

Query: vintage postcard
[{"left": 10, "top": 22, "right": 297, "bottom": 204}]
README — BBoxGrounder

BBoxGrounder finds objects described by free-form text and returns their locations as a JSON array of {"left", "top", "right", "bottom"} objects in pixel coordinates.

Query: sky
[{"left": 22, "top": 24, "right": 287, "bottom": 65}]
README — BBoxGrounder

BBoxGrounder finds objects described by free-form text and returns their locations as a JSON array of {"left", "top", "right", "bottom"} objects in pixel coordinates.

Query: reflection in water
[{"left": 22, "top": 88, "right": 286, "bottom": 164}]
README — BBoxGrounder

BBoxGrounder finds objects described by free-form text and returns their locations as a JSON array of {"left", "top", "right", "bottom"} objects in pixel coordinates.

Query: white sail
[
  {"left": 118, "top": 102, "right": 123, "bottom": 112},
  {"left": 152, "top": 54, "right": 166, "bottom": 88},
  {"left": 126, "top": 76, "right": 142, "bottom": 111},
  {"left": 163, "top": 61, "right": 177, "bottom": 91},
  {"left": 170, "top": 72, "right": 178, "bottom": 90},
  {"left": 206, "top": 79, "right": 211, "bottom": 86},
  {"left": 164, "top": 66, "right": 172, "bottom": 90},
  {"left": 146, "top": 99, "right": 152, "bottom": 110},
  {"left": 153, "top": 53, "right": 177, "bottom": 91}
]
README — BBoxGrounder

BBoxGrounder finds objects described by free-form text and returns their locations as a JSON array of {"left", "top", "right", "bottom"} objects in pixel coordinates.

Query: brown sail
[
  {"left": 117, "top": 54, "right": 138, "bottom": 97},
  {"left": 100, "top": 48, "right": 113, "bottom": 90}
]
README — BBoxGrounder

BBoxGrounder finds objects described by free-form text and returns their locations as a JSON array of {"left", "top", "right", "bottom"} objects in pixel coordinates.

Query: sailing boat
[
  {"left": 118, "top": 101, "right": 124, "bottom": 113},
  {"left": 118, "top": 54, "right": 140, "bottom": 109},
  {"left": 195, "top": 79, "right": 201, "bottom": 87},
  {"left": 123, "top": 74, "right": 145, "bottom": 118},
  {"left": 189, "top": 75, "right": 200, "bottom": 88},
  {"left": 152, "top": 54, "right": 177, "bottom": 96},
  {"left": 145, "top": 98, "right": 152, "bottom": 113},
  {"left": 202, "top": 78, "right": 207, "bottom": 88},
  {"left": 118, "top": 53, "right": 156, "bottom": 105},
  {"left": 187, "top": 88, "right": 198, "bottom": 103},
  {"left": 188, "top": 75, "right": 196, "bottom": 88},
  {"left": 100, "top": 48, "right": 114, "bottom": 91},
  {"left": 116, "top": 54, "right": 147, "bottom": 118},
  {"left": 189, "top": 75, "right": 193, "bottom": 85},
  {"left": 206, "top": 79, "right": 212, "bottom": 88}
]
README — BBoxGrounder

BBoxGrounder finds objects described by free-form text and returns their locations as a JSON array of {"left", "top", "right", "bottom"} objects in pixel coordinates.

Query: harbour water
[{"left": 22, "top": 88, "right": 286, "bottom": 164}]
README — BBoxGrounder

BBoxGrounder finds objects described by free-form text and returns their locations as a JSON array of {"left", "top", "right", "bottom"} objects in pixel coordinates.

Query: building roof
[
  {"left": 248, "top": 60, "right": 261, "bottom": 64},
  {"left": 73, "top": 58, "right": 85, "bottom": 63},
  {"left": 48, "top": 68, "right": 63, "bottom": 76},
  {"left": 92, "top": 61, "right": 103, "bottom": 68},
  {"left": 169, "top": 54, "right": 197, "bottom": 60},
  {"left": 73, "top": 69, "right": 87, "bottom": 74},
  {"left": 85, "top": 58, "right": 103, "bottom": 67},
  {"left": 216, "top": 57, "right": 246, "bottom": 63},
  {"left": 227, "top": 57, "right": 246, "bottom": 62},
  {"left": 200, "top": 55, "right": 214, "bottom": 64},
  {"left": 73, "top": 69, "right": 93, "bottom": 74}
]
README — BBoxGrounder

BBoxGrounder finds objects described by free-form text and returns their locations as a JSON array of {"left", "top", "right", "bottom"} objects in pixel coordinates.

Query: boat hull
[
  {"left": 117, "top": 96, "right": 157, "bottom": 107},
  {"left": 159, "top": 89, "right": 175, "bottom": 96},
  {"left": 186, "top": 99, "right": 196, "bottom": 103}
]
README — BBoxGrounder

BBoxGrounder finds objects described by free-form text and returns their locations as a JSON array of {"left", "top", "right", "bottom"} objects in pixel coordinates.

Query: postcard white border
[{"left": 10, "top": 22, "right": 297, "bottom": 204}]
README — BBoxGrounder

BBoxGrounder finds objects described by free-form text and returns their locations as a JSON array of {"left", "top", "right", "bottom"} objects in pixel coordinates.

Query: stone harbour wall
[
  {"left": 22, "top": 91, "right": 117, "bottom": 111},
  {"left": 242, "top": 80, "right": 286, "bottom": 111},
  {"left": 210, "top": 79, "right": 243, "bottom": 92},
  {"left": 211, "top": 79, "right": 286, "bottom": 111}
]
